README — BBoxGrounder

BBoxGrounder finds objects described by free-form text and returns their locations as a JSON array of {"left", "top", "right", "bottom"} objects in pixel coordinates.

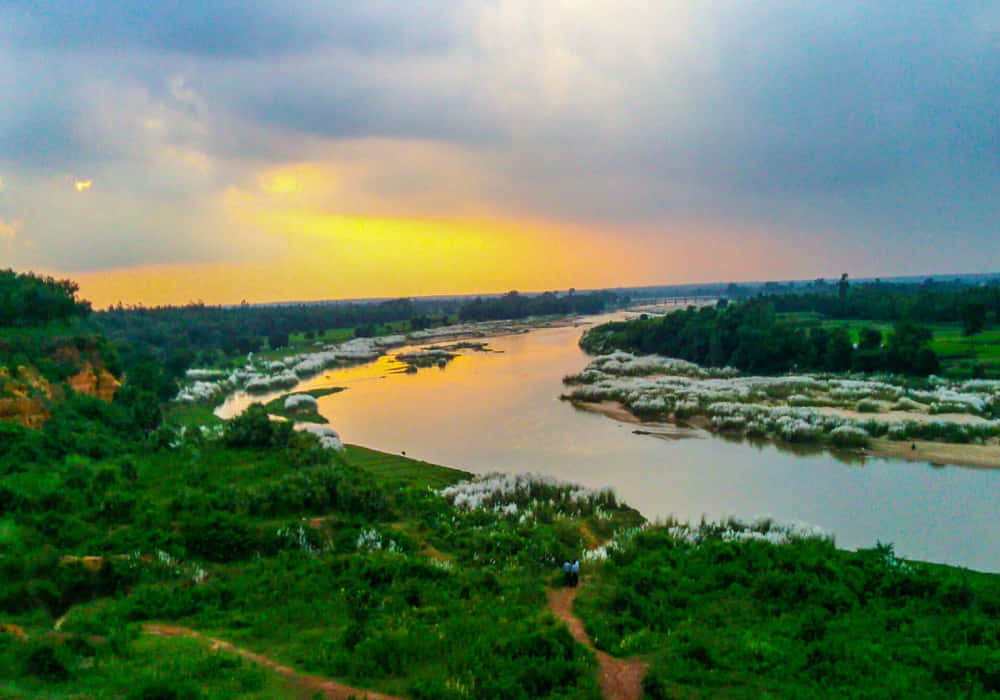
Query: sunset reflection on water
[{"left": 218, "top": 317, "right": 1000, "bottom": 572}]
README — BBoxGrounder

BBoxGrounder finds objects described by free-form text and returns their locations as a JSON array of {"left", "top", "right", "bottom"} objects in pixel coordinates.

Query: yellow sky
[
  {"left": 73, "top": 221, "right": 635, "bottom": 307},
  {"left": 68, "top": 160, "right": 648, "bottom": 307},
  {"left": 55, "top": 159, "right": 806, "bottom": 308}
]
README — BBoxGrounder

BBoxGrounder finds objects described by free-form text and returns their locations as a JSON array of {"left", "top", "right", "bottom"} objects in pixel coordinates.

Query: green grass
[
  {"left": 0, "top": 633, "right": 296, "bottom": 699},
  {"left": 163, "top": 402, "right": 223, "bottom": 429},
  {"left": 781, "top": 313, "right": 1000, "bottom": 378},
  {"left": 4, "top": 371, "right": 999, "bottom": 698},
  {"left": 578, "top": 527, "right": 1000, "bottom": 699},
  {"left": 344, "top": 444, "right": 470, "bottom": 490},
  {"left": 1, "top": 437, "right": 614, "bottom": 699}
]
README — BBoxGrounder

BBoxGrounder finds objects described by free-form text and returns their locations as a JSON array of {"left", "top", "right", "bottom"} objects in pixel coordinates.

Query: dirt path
[
  {"left": 546, "top": 587, "right": 647, "bottom": 700},
  {"left": 144, "top": 624, "right": 401, "bottom": 700}
]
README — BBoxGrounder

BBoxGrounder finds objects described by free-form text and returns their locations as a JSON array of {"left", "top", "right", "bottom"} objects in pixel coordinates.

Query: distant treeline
[
  {"left": 93, "top": 297, "right": 456, "bottom": 375},
  {"left": 458, "top": 290, "right": 620, "bottom": 322},
  {"left": 582, "top": 300, "right": 942, "bottom": 375},
  {"left": 759, "top": 277, "right": 1000, "bottom": 324},
  {"left": 0, "top": 269, "right": 91, "bottom": 327}
]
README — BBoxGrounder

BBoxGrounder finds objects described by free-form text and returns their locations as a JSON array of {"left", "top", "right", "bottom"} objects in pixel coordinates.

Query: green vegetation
[
  {"left": 261, "top": 387, "right": 346, "bottom": 424},
  {"left": 578, "top": 526, "right": 1000, "bottom": 698},
  {"left": 584, "top": 300, "right": 942, "bottom": 375},
  {"left": 0, "top": 269, "right": 91, "bottom": 327},
  {"left": 1, "top": 406, "right": 630, "bottom": 698},
  {"left": 767, "top": 277, "right": 1000, "bottom": 378},
  {"left": 3, "top": 268, "right": 1000, "bottom": 698},
  {"left": 459, "top": 290, "right": 618, "bottom": 322},
  {"left": 91, "top": 298, "right": 454, "bottom": 393}
]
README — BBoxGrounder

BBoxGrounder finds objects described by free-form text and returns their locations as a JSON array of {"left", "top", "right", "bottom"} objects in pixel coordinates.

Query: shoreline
[{"left": 571, "top": 399, "right": 1000, "bottom": 470}]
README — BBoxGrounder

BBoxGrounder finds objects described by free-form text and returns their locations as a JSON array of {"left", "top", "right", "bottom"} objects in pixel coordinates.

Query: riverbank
[
  {"left": 174, "top": 314, "right": 595, "bottom": 412},
  {"left": 572, "top": 397, "right": 1000, "bottom": 469},
  {"left": 562, "top": 351, "right": 1000, "bottom": 469}
]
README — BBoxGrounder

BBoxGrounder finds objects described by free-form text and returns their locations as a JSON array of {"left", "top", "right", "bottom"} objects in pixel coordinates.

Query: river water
[{"left": 218, "top": 314, "right": 1000, "bottom": 572}]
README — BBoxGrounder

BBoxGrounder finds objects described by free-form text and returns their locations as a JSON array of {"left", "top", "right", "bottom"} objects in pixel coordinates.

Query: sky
[{"left": 0, "top": 2, "right": 998, "bottom": 307}]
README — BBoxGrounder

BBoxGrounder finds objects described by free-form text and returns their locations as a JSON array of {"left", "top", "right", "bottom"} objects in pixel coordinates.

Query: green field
[{"left": 780, "top": 314, "right": 1000, "bottom": 378}]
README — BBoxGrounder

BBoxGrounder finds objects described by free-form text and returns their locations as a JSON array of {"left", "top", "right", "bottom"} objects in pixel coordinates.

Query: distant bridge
[{"left": 629, "top": 295, "right": 718, "bottom": 307}]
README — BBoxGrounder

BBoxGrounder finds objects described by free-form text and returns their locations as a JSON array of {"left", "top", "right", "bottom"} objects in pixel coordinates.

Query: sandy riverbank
[
  {"left": 572, "top": 399, "right": 1000, "bottom": 470},
  {"left": 570, "top": 400, "right": 707, "bottom": 440},
  {"left": 867, "top": 439, "right": 1000, "bottom": 470}
]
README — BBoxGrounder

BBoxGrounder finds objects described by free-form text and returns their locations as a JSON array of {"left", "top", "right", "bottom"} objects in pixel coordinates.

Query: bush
[
  {"left": 22, "top": 640, "right": 71, "bottom": 681},
  {"left": 181, "top": 512, "right": 262, "bottom": 562},
  {"left": 223, "top": 404, "right": 293, "bottom": 449},
  {"left": 829, "top": 425, "right": 870, "bottom": 448}
]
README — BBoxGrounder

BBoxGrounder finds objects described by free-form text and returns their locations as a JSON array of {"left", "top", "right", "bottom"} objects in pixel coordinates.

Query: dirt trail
[
  {"left": 547, "top": 587, "right": 647, "bottom": 700},
  {"left": 144, "top": 624, "right": 401, "bottom": 700}
]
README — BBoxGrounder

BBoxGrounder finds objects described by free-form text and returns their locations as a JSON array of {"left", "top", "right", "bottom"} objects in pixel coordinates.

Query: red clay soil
[
  {"left": 547, "top": 587, "right": 648, "bottom": 700},
  {"left": 144, "top": 624, "right": 401, "bottom": 700}
]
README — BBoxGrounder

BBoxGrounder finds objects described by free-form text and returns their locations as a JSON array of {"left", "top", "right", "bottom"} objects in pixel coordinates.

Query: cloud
[
  {"left": 0, "top": 1, "right": 997, "bottom": 292},
  {"left": 0, "top": 2, "right": 463, "bottom": 58},
  {"left": 0, "top": 217, "right": 19, "bottom": 240}
]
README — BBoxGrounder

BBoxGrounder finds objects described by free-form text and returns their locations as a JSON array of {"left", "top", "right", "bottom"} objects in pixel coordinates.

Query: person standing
[{"left": 570, "top": 560, "right": 580, "bottom": 587}]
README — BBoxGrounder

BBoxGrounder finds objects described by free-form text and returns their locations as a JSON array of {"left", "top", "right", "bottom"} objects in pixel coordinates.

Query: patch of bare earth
[
  {"left": 546, "top": 587, "right": 647, "bottom": 700},
  {"left": 868, "top": 438, "right": 1000, "bottom": 469},
  {"left": 144, "top": 624, "right": 401, "bottom": 700}
]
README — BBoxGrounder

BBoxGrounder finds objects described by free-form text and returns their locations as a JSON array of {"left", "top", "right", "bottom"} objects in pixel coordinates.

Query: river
[{"left": 218, "top": 314, "right": 1000, "bottom": 572}]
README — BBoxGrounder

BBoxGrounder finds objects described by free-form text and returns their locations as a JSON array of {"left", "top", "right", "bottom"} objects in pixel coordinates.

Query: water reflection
[{"left": 217, "top": 316, "right": 1000, "bottom": 571}]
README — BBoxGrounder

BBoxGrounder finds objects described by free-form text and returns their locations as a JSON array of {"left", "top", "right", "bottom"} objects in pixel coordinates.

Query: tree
[
  {"left": 838, "top": 273, "right": 850, "bottom": 308},
  {"left": 268, "top": 330, "right": 290, "bottom": 350},
  {"left": 854, "top": 327, "right": 884, "bottom": 372},
  {"left": 824, "top": 327, "right": 853, "bottom": 371},
  {"left": 886, "top": 321, "right": 937, "bottom": 375},
  {"left": 961, "top": 302, "right": 987, "bottom": 338},
  {"left": 858, "top": 327, "right": 882, "bottom": 351},
  {"left": 224, "top": 404, "right": 293, "bottom": 448}
]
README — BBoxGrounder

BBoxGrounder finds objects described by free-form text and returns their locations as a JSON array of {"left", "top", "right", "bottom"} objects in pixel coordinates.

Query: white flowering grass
[
  {"left": 356, "top": 527, "right": 400, "bottom": 553},
  {"left": 284, "top": 393, "right": 319, "bottom": 411},
  {"left": 440, "top": 473, "right": 618, "bottom": 518},
  {"left": 662, "top": 516, "right": 831, "bottom": 546},
  {"left": 276, "top": 524, "right": 319, "bottom": 555},
  {"left": 562, "top": 351, "right": 1000, "bottom": 447},
  {"left": 295, "top": 424, "right": 344, "bottom": 450},
  {"left": 830, "top": 424, "right": 871, "bottom": 447}
]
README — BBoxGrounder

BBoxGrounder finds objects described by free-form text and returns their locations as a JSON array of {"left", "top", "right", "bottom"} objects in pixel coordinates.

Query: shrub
[
  {"left": 22, "top": 640, "right": 71, "bottom": 681},
  {"left": 223, "top": 404, "right": 293, "bottom": 448},
  {"left": 829, "top": 425, "right": 870, "bottom": 448},
  {"left": 181, "top": 512, "right": 262, "bottom": 562}
]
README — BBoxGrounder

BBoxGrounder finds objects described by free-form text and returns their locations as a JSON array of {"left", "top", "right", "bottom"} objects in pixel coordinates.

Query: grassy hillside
[
  {"left": 1, "top": 417, "right": 645, "bottom": 699},
  {"left": 577, "top": 525, "right": 1000, "bottom": 698}
]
